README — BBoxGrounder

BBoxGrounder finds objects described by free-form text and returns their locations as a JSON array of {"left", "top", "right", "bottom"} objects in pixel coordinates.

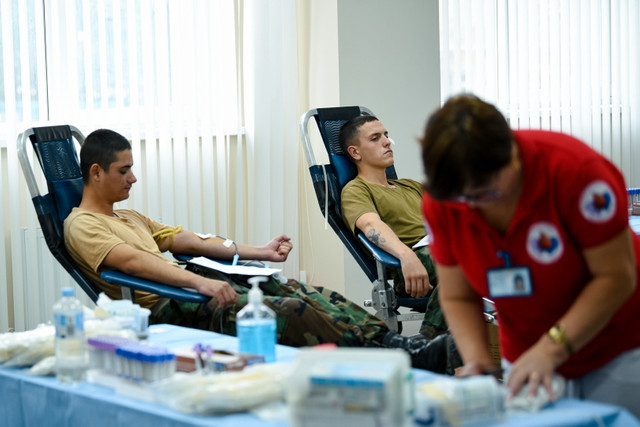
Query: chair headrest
[
  {"left": 330, "top": 153, "right": 357, "bottom": 189},
  {"left": 31, "top": 126, "right": 81, "bottom": 182},
  {"left": 30, "top": 125, "right": 83, "bottom": 223},
  {"left": 316, "top": 107, "right": 361, "bottom": 190}
]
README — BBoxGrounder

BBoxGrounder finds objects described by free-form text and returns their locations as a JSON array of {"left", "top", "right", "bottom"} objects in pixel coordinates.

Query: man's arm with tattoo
[
  {"left": 355, "top": 213, "right": 432, "bottom": 297},
  {"left": 366, "top": 228, "right": 386, "bottom": 247}
]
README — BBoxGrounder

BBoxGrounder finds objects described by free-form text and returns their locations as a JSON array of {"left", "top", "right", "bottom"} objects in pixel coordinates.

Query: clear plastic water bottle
[
  {"left": 236, "top": 276, "right": 276, "bottom": 362},
  {"left": 53, "top": 287, "right": 88, "bottom": 384}
]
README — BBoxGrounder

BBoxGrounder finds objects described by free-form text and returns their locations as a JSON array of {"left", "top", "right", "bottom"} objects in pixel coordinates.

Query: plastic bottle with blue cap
[
  {"left": 236, "top": 276, "right": 276, "bottom": 362},
  {"left": 53, "top": 287, "right": 89, "bottom": 384}
]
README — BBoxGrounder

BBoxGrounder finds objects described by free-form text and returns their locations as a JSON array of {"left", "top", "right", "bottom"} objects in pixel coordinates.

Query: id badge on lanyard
[{"left": 486, "top": 250, "right": 532, "bottom": 298}]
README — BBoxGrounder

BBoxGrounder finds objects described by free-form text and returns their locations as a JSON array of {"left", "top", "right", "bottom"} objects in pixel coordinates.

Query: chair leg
[
  {"left": 378, "top": 310, "right": 400, "bottom": 332},
  {"left": 368, "top": 278, "right": 401, "bottom": 331}
]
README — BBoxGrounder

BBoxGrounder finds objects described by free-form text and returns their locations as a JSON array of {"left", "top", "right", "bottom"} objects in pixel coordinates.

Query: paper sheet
[
  {"left": 412, "top": 235, "right": 432, "bottom": 249},
  {"left": 188, "top": 256, "right": 281, "bottom": 277}
]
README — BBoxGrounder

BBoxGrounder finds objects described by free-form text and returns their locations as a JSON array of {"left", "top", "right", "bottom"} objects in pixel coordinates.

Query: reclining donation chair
[
  {"left": 299, "top": 106, "right": 428, "bottom": 331},
  {"left": 17, "top": 125, "right": 208, "bottom": 304}
]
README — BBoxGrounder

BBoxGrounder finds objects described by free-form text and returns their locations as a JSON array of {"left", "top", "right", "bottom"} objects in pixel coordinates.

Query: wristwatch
[{"left": 548, "top": 325, "right": 574, "bottom": 355}]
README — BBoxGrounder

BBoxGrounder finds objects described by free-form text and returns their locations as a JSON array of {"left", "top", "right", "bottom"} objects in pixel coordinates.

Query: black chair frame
[
  {"left": 299, "top": 106, "right": 427, "bottom": 331},
  {"left": 17, "top": 125, "right": 208, "bottom": 304}
]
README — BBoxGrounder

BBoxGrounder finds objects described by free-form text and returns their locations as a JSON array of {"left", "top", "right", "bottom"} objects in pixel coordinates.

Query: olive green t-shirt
[
  {"left": 341, "top": 176, "right": 426, "bottom": 247},
  {"left": 64, "top": 207, "right": 178, "bottom": 308}
]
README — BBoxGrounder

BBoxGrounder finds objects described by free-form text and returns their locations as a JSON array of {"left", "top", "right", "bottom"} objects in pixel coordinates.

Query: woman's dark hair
[
  {"left": 80, "top": 129, "right": 132, "bottom": 183},
  {"left": 420, "top": 94, "right": 513, "bottom": 200}
]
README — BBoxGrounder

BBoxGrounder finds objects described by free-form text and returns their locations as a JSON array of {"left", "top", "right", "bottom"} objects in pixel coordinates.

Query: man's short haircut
[
  {"left": 339, "top": 114, "right": 379, "bottom": 161},
  {"left": 80, "top": 129, "right": 132, "bottom": 183}
]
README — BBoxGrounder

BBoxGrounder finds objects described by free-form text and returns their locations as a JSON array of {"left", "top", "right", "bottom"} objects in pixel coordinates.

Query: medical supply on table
[
  {"left": 506, "top": 374, "right": 566, "bottom": 413},
  {"left": 414, "top": 375, "right": 506, "bottom": 426},
  {"left": 0, "top": 313, "right": 137, "bottom": 375},
  {"left": 237, "top": 276, "right": 276, "bottom": 362},
  {"left": 286, "top": 348, "right": 414, "bottom": 427},
  {"left": 154, "top": 362, "right": 290, "bottom": 414},
  {"left": 0, "top": 324, "right": 54, "bottom": 367},
  {"left": 53, "top": 287, "right": 89, "bottom": 384},
  {"left": 114, "top": 342, "right": 176, "bottom": 382},
  {"left": 85, "top": 339, "right": 176, "bottom": 403},
  {"left": 172, "top": 343, "right": 264, "bottom": 373},
  {"left": 88, "top": 335, "right": 136, "bottom": 374},
  {"left": 97, "top": 297, "right": 151, "bottom": 338}
]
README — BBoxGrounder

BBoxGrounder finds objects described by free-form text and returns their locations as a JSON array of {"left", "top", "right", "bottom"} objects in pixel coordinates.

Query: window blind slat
[
  {"left": 34, "top": 0, "right": 47, "bottom": 121},
  {"left": 97, "top": 0, "right": 108, "bottom": 111},
  {"left": 440, "top": 0, "right": 640, "bottom": 186},
  {"left": 17, "top": 0, "right": 32, "bottom": 122}
]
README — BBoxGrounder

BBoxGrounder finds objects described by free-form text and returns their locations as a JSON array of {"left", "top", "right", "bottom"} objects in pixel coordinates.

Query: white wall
[{"left": 336, "top": 0, "right": 441, "bottom": 306}]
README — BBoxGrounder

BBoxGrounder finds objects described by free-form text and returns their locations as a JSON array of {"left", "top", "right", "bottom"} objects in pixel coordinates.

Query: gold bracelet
[{"left": 548, "top": 325, "right": 574, "bottom": 355}]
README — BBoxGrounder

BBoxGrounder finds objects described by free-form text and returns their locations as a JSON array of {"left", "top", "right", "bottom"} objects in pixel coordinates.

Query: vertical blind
[
  {"left": 1, "top": 0, "right": 240, "bottom": 143},
  {"left": 0, "top": 0, "right": 250, "bottom": 331},
  {"left": 439, "top": 0, "right": 640, "bottom": 187}
]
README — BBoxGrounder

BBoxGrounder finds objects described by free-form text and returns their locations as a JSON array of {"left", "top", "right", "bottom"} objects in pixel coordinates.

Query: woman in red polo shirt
[{"left": 420, "top": 94, "right": 640, "bottom": 417}]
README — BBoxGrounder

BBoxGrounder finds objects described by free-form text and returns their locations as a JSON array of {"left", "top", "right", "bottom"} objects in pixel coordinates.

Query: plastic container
[
  {"left": 138, "top": 307, "right": 151, "bottom": 338},
  {"left": 101, "top": 299, "right": 150, "bottom": 337},
  {"left": 114, "top": 342, "right": 176, "bottom": 382},
  {"left": 236, "top": 276, "right": 276, "bottom": 363},
  {"left": 53, "top": 287, "right": 89, "bottom": 384},
  {"left": 87, "top": 335, "right": 136, "bottom": 374},
  {"left": 414, "top": 376, "right": 506, "bottom": 426},
  {"left": 286, "top": 348, "right": 414, "bottom": 427}
]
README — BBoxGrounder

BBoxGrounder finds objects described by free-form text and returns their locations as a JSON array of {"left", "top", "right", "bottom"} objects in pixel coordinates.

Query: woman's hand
[
  {"left": 455, "top": 360, "right": 500, "bottom": 378},
  {"left": 506, "top": 335, "right": 567, "bottom": 401}
]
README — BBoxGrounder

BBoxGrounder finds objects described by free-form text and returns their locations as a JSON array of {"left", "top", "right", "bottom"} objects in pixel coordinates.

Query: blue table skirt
[{"left": 1, "top": 324, "right": 638, "bottom": 426}]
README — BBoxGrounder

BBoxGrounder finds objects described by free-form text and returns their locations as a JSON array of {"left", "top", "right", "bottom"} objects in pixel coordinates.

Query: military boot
[{"left": 380, "top": 331, "right": 459, "bottom": 374}]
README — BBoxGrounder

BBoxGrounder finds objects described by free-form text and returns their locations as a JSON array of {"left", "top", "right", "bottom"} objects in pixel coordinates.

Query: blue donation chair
[
  {"left": 17, "top": 125, "right": 208, "bottom": 304},
  {"left": 299, "top": 106, "right": 427, "bottom": 332}
]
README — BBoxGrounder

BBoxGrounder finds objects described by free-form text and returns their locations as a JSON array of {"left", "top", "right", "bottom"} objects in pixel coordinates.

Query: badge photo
[{"left": 487, "top": 266, "right": 533, "bottom": 298}]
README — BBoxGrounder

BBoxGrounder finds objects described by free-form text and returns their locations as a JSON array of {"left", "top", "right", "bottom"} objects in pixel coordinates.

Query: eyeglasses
[{"left": 452, "top": 189, "right": 501, "bottom": 204}]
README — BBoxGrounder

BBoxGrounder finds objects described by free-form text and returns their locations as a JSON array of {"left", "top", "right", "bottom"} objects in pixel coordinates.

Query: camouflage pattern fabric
[
  {"left": 150, "top": 264, "right": 389, "bottom": 348},
  {"left": 389, "top": 246, "right": 448, "bottom": 339}
]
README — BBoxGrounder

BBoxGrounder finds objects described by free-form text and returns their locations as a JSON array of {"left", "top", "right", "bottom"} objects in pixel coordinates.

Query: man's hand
[
  {"left": 398, "top": 250, "right": 432, "bottom": 297},
  {"left": 262, "top": 234, "right": 293, "bottom": 262},
  {"left": 194, "top": 277, "right": 238, "bottom": 307}
]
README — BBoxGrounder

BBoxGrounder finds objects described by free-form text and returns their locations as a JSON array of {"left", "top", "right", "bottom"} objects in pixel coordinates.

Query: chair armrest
[
  {"left": 173, "top": 253, "right": 193, "bottom": 262},
  {"left": 100, "top": 270, "right": 210, "bottom": 303},
  {"left": 357, "top": 232, "right": 401, "bottom": 269}
]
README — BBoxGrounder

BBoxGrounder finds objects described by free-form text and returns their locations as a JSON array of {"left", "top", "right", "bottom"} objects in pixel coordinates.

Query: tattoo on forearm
[{"left": 367, "top": 229, "right": 386, "bottom": 247}]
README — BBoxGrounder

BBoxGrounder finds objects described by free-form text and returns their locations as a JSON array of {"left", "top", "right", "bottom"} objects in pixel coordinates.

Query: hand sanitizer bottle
[{"left": 236, "top": 276, "right": 276, "bottom": 362}]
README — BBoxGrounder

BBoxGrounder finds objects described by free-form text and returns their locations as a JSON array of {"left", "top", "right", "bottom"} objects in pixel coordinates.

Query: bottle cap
[
  {"left": 247, "top": 276, "right": 269, "bottom": 304},
  {"left": 62, "top": 287, "right": 75, "bottom": 297}
]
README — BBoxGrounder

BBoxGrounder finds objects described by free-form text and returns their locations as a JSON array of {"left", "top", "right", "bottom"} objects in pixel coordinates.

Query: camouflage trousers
[
  {"left": 389, "top": 246, "right": 448, "bottom": 339},
  {"left": 150, "top": 266, "right": 389, "bottom": 348}
]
